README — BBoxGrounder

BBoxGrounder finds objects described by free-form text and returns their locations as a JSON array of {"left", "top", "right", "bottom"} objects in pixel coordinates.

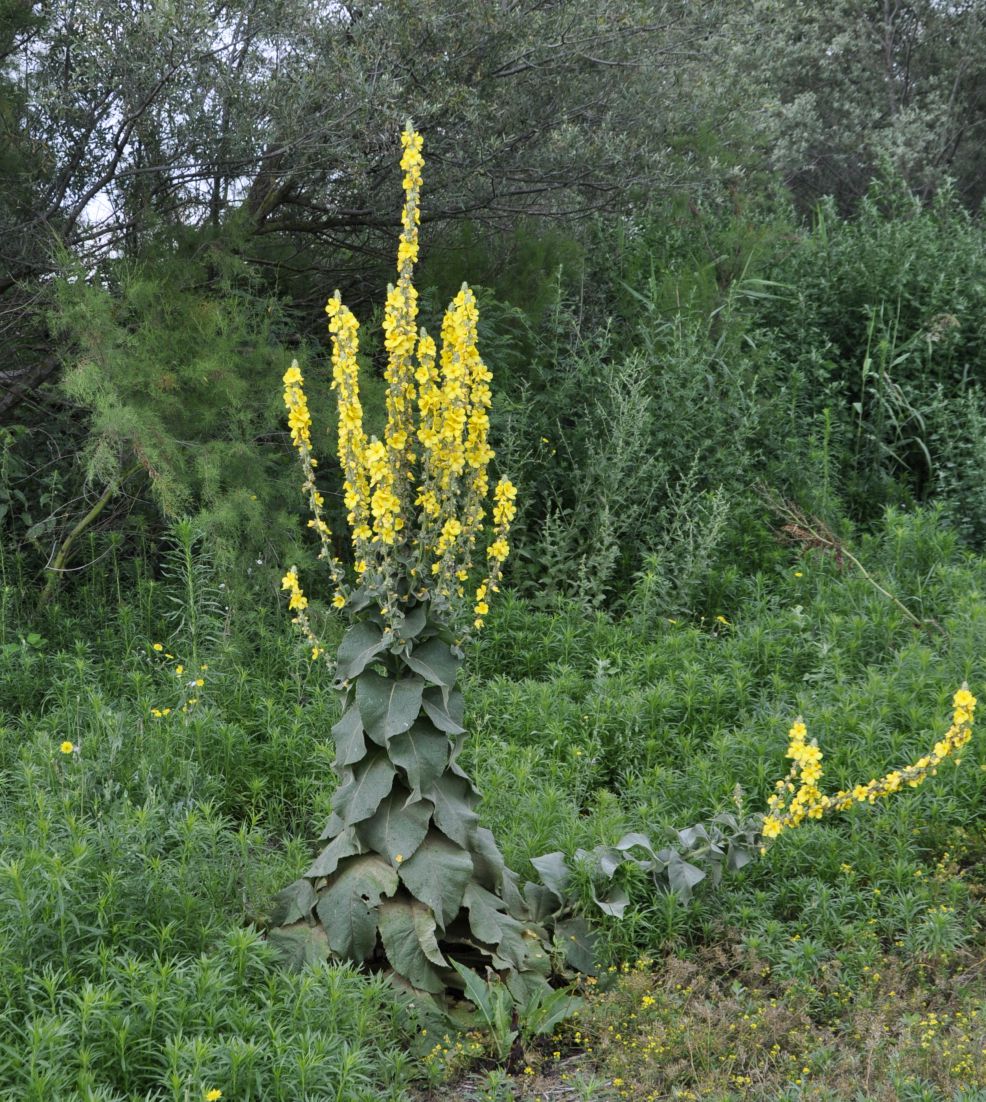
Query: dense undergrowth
[{"left": 1, "top": 503, "right": 985, "bottom": 1099}]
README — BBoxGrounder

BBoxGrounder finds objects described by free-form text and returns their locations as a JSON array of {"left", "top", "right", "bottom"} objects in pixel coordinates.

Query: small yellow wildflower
[
  {"left": 175, "top": 665, "right": 184, "bottom": 675},
  {"left": 152, "top": 642, "right": 163, "bottom": 652},
  {"left": 332, "top": 594, "right": 346, "bottom": 609},
  {"left": 194, "top": 678, "right": 204, "bottom": 688},
  {"left": 311, "top": 646, "right": 322, "bottom": 660},
  {"left": 205, "top": 1091, "right": 223, "bottom": 1102},
  {"left": 59, "top": 741, "right": 74, "bottom": 754}
]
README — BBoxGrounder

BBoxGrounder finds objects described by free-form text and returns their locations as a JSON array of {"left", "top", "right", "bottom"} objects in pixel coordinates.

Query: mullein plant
[
  {"left": 269, "top": 125, "right": 977, "bottom": 1003},
  {"left": 270, "top": 125, "right": 551, "bottom": 1001}
]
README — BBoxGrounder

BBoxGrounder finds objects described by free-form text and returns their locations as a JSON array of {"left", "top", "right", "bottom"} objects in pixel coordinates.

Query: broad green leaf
[
  {"left": 316, "top": 854, "right": 398, "bottom": 960},
  {"left": 471, "top": 826, "right": 507, "bottom": 892},
  {"left": 357, "top": 671, "right": 425, "bottom": 746},
  {"left": 593, "top": 884, "right": 629, "bottom": 917},
  {"left": 463, "top": 882, "right": 507, "bottom": 945},
  {"left": 267, "top": 921, "right": 329, "bottom": 969},
  {"left": 426, "top": 774, "right": 479, "bottom": 848},
  {"left": 319, "top": 809, "right": 344, "bottom": 840},
  {"left": 421, "top": 686, "right": 465, "bottom": 735},
  {"left": 449, "top": 961, "right": 494, "bottom": 1021},
  {"left": 305, "top": 827, "right": 362, "bottom": 878},
  {"left": 554, "top": 916, "right": 597, "bottom": 974},
  {"left": 666, "top": 852, "right": 705, "bottom": 899},
  {"left": 378, "top": 898, "right": 447, "bottom": 993},
  {"left": 531, "top": 851, "right": 571, "bottom": 896},
  {"left": 395, "top": 603, "right": 427, "bottom": 643},
  {"left": 269, "top": 878, "right": 316, "bottom": 926},
  {"left": 388, "top": 722, "right": 449, "bottom": 795},
  {"left": 403, "top": 638, "right": 460, "bottom": 691},
  {"left": 334, "top": 751, "right": 395, "bottom": 827},
  {"left": 398, "top": 830, "right": 473, "bottom": 928},
  {"left": 357, "top": 787, "right": 432, "bottom": 866},
  {"left": 332, "top": 704, "right": 366, "bottom": 767},
  {"left": 335, "top": 621, "right": 387, "bottom": 682}
]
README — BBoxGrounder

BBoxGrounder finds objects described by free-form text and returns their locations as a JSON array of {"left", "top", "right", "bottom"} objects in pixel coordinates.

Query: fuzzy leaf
[
  {"left": 531, "top": 851, "right": 571, "bottom": 896},
  {"left": 403, "top": 638, "right": 460, "bottom": 692},
  {"left": 357, "top": 671, "right": 425, "bottom": 746},
  {"left": 357, "top": 787, "right": 432, "bottom": 867},
  {"left": 395, "top": 604, "right": 428, "bottom": 643},
  {"left": 332, "top": 704, "right": 366, "bottom": 767},
  {"left": 334, "top": 751, "right": 395, "bottom": 827},
  {"left": 315, "top": 854, "right": 398, "bottom": 960},
  {"left": 398, "top": 830, "right": 473, "bottom": 928},
  {"left": 554, "top": 916, "right": 597, "bottom": 974},
  {"left": 421, "top": 686, "right": 465, "bottom": 735},
  {"left": 267, "top": 921, "right": 329, "bottom": 969},
  {"left": 335, "top": 621, "right": 388, "bottom": 682},
  {"left": 269, "top": 878, "right": 316, "bottom": 927},
  {"left": 463, "top": 882, "right": 507, "bottom": 945},
  {"left": 378, "top": 898, "right": 447, "bottom": 993},
  {"left": 305, "top": 827, "right": 362, "bottom": 879},
  {"left": 470, "top": 826, "right": 507, "bottom": 891},
  {"left": 666, "top": 851, "right": 705, "bottom": 899},
  {"left": 425, "top": 774, "right": 479, "bottom": 848},
  {"left": 388, "top": 721, "right": 449, "bottom": 795}
]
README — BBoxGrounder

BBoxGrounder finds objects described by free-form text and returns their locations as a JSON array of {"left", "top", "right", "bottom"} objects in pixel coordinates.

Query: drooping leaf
[
  {"left": 319, "top": 809, "right": 345, "bottom": 840},
  {"left": 378, "top": 898, "right": 447, "bottom": 993},
  {"left": 388, "top": 721, "right": 449, "bottom": 795},
  {"left": 332, "top": 704, "right": 366, "bottom": 767},
  {"left": 357, "top": 787, "right": 432, "bottom": 867},
  {"left": 425, "top": 774, "right": 479, "bottom": 848},
  {"left": 357, "top": 671, "right": 425, "bottom": 746},
  {"left": 267, "top": 921, "right": 330, "bottom": 969},
  {"left": 666, "top": 851, "right": 705, "bottom": 899},
  {"left": 592, "top": 884, "right": 629, "bottom": 917},
  {"left": 335, "top": 621, "right": 388, "bottom": 682},
  {"left": 395, "top": 603, "right": 428, "bottom": 643},
  {"left": 523, "top": 881, "right": 562, "bottom": 922},
  {"left": 315, "top": 854, "right": 399, "bottom": 960},
  {"left": 305, "top": 827, "right": 362, "bottom": 878},
  {"left": 471, "top": 826, "right": 507, "bottom": 892},
  {"left": 269, "top": 878, "right": 316, "bottom": 926},
  {"left": 403, "top": 638, "right": 460, "bottom": 692},
  {"left": 554, "top": 916, "right": 597, "bottom": 974},
  {"left": 531, "top": 851, "right": 571, "bottom": 896},
  {"left": 463, "top": 882, "right": 507, "bottom": 945},
  {"left": 398, "top": 830, "right": 473, "bottom": 928},
  {"left": 421, "top": 686, "right": 465, "bottom": 735},
  {"left": 334, "top": 751, "right": 395, "bottom": 827}
]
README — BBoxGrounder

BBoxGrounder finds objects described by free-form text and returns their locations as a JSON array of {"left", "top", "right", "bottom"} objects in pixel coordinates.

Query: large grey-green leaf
[
  {"left": 267, "top": 921, "right": 330, "bottom": 969},
  {"left": 421, "top": 686, "right": 465, "bottom": 735},
  {"left": 395, "top": 603, "right": 427, "bottom": 643},
  {"left": 531, "top": 851, "right": 571, "bottom": 896},
  {"left": 269, "top": 878, "right": 316, "bottom": 926},
  {"left": 305, "top": 827, "right": 362, "bottom": 878},
  {"left": 425, "top": 774, "right": 479, "bottom": 848},
  {"left": 357, "top": 671, "right": 425, "bottom": 746},
  {"left": 378, "top": 898, "right": 447, "bottom": 993},
  {"left": 463, "top": 882, "right": 507, "bottom": 945},
  {"left": 334, "top": 751, "right": 395, "bottom": 827},
  {"left": 554, "top": 916, "right": 597, "bottom": 974},
  {"left": 335, "top": 621, "right": 388, "bottom": 682},
  {"left": 403, "top": 638, "right": 460, "bottom": 691},
  {"left": 388, "top": 721, "right": 449, "bottom": 795},
  {"left": 471, "top": 826, "right": 507, "bottom": 892},
  {"left": 666, "top": 851, "right": 705, "bottom": 899},
  {"left": 357, "top": 787, "right": 431, "bottom": 867},
  {"left": 315, "top": 854, "right": 398, "bottom": 960},
  {"left": 398, "top": 830, "right": 473, "bottom": 928},
  {"left": 332, "top": 704, "right": 366, "bottom": 767}
]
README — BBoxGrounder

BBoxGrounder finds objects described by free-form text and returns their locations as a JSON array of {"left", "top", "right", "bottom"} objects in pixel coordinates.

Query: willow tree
[{"left": 267, "top": 125, "right": 555, "bottom": 998}]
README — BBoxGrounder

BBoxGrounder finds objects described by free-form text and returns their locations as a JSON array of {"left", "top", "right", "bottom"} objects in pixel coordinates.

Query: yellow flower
[
  {"left": 715, "top": 615, "right": 730, "bottom": 625},
  {"left": 311, "top": 646, "right": 322, "bottom": 660},
  {"left": 175, "top": 665, "right": 184, "bottom": 676},
  {"left": 332, "top": 594, "right": 346, "bottom": 609},
  {"left": 205, "top": 1091, "right": 223, "bottom": 1102},
  {"left": 59, "top": 740, "right": 74, "bottom": 754},
  {"left": 194, "top": 678, "right": 204, "bottom": 688},
  {"left": 152, "top": 642, "right": 163, "bottom": 652}
]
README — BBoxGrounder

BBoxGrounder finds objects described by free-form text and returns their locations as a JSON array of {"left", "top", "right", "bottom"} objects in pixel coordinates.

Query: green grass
[{"left": 1, "top": 505, "right": 985, "bottom": 1098}]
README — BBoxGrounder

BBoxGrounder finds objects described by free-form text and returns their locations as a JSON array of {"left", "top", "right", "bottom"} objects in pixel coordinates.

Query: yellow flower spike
[{"left": 763, "top": 689, "right": 975, "bottom": 842}]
